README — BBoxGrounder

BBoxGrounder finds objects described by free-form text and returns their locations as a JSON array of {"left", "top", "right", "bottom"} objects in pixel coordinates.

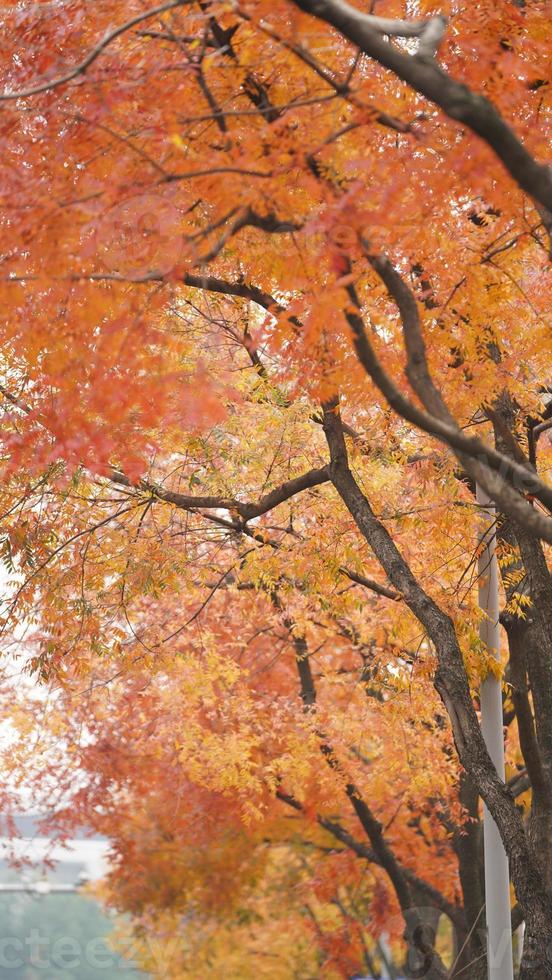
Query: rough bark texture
[{"left": 491, "top": 397, "right": 552, "bottom": 915}]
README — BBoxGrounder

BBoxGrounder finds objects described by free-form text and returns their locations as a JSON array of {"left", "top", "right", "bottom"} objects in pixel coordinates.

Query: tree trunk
[
  {"left": 519, "top": 915, "right": 552, "bottom": 979},
  {"left": 322, "top": 401, "right": 552, "bottom": 977},
  {"left": 451, "top": 772, "right": 487, "bottom": 979},
  {"left": 492, "top": 396, "right": 552, "bottom": 902}
]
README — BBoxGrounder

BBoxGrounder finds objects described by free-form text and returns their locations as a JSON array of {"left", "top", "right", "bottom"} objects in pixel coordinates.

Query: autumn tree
[
  {"left": 0, "top": 1, "right": 551, "bottom": 977},
  {"left": 2, "top": 583, "right": 491, "bottom": 978}
]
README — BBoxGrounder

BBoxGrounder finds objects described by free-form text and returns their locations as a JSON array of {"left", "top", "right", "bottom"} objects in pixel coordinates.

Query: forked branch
[{"left": 291, "top": 0, "right": 552, "bottom": 214}]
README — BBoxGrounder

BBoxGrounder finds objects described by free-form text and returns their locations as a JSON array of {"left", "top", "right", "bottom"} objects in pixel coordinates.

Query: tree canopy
[{"left": 0, "top": 1, "right": 551, "bottom": 977}]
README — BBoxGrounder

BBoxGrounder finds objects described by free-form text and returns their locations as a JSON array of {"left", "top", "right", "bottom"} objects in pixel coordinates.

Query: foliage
[{"left": 0, "top": 1, "right": 551, "bottom": 977}]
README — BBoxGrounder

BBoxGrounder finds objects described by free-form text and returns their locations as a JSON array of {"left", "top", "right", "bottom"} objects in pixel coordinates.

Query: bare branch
[
  {"left": 340, "top": 566, "right": 401, "bottom": 601},
  {"left": 163, "top": 166, "right": 272, "bottom": 182},
  {"left": 416, "top": 16, "right": 448, "bottom": 59},
  {"left": 109, "top": 466, "right": 330, "bottom": 521}
]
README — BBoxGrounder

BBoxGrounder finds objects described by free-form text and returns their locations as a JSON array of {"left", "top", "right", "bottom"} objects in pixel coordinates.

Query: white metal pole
[{"left": 476, "top": 483, "right": 514, "bottom": 980}]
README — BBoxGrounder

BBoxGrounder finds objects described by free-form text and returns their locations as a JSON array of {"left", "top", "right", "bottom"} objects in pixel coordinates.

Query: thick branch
[
  {"left": 343, "top": 273, "right": 552, "bottom": 541},
  {"left": 503, "top": 612, "right": 548, "bottom": 798},
  {"left": 321, "top": 397, "right": 551, "bottom": 925},
  {"left": 109, "top": 466, "right": 329, "bottom": 521},
  {"left": 291, "top": 0, "right": 552, "bottom": 214},
  {"left": 340, "top": 566, "right": 401, "bottom": 601},
  {"left": 275, "top": 792, "right": 464, "bottom": 929},
  {"left": 182, "top": 274, "right": 280, "bottom": 310}
]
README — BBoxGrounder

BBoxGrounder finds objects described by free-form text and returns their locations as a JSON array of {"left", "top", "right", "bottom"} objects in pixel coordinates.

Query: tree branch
[
  {"left": 275, "top": 790, "right": 465, "bottom": 929},
  {"left": 340, "top": 566, "right": 401, "bottom": 601},
  {"left": 343, "top": 269, "right": 552, "bottom": 542},
  {"left": 290, "top": 0, "right": 552, "bottom": 214},
  {"left": 321, "top": 396, "right": 551, "bottom": 926},
  {"left": 278, "top": 601, "right": 450, "bottom": 978},
  {"left": 0, "top": 2, "right": 190, "bottom": 101},
  {"left": 109, "top": 466, "right": 330, "bottom": 521}
]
